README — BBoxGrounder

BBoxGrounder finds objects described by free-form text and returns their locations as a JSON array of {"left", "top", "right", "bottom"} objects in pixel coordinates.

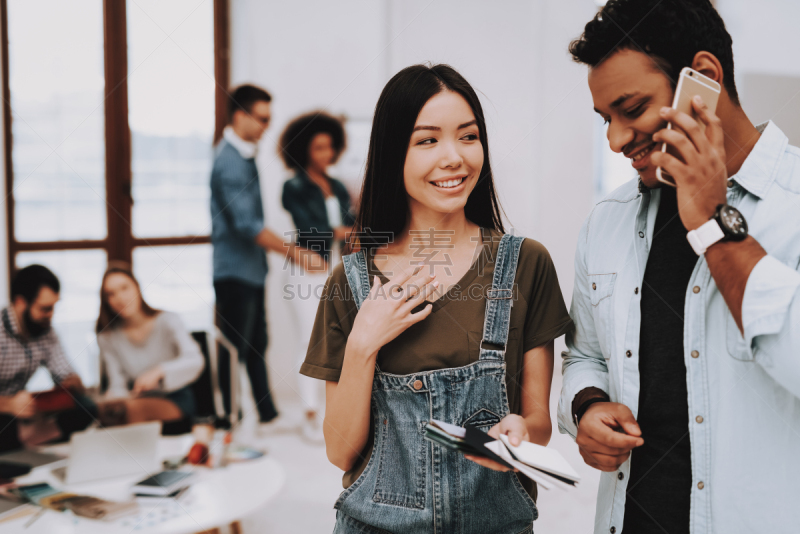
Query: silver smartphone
[{"left": 655, "top": 67, "right": 721, "bottom": 187}]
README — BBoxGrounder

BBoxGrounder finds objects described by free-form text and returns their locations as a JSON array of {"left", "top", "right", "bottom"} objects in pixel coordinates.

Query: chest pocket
[{"left": 588, "top": 273, "right": 617, "bottom": 357}]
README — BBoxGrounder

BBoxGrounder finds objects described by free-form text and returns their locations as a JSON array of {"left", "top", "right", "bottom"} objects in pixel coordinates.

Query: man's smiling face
[{"left": 589, "top": 48, "right": 675, "bottom": 188}]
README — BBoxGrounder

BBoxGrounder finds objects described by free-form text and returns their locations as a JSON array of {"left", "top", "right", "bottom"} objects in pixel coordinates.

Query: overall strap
[
  {"left": 342, "top": 250, "right": 371, "bottom": 310},
  {"left": 342, "top": 250, "right": 383, "bottom": 373},
  {"left": 480, "top": 233, "right": 525, "bottom": 361}
]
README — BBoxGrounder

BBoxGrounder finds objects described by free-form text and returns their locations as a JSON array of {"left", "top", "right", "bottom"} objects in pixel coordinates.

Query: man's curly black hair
[
  {"left": 569, "top": 0, "right": 739, "bottom": 105},
  {"left": 278, "top": 111, "right": 347, "bottom": 171}
]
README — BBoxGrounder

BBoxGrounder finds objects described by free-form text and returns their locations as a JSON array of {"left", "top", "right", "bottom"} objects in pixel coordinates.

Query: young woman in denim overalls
[{"left": 305, "top": 65, "right": 571, "bottom": 533}]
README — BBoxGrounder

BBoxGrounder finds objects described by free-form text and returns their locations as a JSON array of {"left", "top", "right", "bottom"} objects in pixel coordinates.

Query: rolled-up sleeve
[
  {"left": 215, "top": 162, "right": 264, "bottom": 241},
  {"left": 741, "top": 254, "right": 800, "bottom": 398},
  {"left": 558, "top": 215, "right": 611, "bottom": 439}
]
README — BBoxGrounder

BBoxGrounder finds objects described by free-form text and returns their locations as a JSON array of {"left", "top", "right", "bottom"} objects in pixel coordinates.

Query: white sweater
[{"left": 97, "top": 312, "right": 204, "bottom": 398}]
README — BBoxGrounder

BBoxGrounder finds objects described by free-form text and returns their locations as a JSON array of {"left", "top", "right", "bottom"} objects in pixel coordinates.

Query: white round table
[{"left": 6, "top": 436, "right": 285, "bottom": 533}]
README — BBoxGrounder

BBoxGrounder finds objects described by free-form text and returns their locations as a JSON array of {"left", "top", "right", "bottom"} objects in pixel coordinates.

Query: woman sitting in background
[
  {"left": 280, "top": 111, "right": 355, "bottom": 442},
  {"left": 96, "top": 263, "right": 204, "bottom": 428}
]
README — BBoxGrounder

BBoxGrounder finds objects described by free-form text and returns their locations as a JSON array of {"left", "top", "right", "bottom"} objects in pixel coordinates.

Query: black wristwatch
[
  {"left": 713, "top": 203, "right": 749, "bottom": 242},
  {"left": 687, "top": 203, "right": 748, "bottom": 255}
]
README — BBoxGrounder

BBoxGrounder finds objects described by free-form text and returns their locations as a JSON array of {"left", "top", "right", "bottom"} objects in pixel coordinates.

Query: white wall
[{"left": 717, "top": 0, "right": 800, "bottom": 145}]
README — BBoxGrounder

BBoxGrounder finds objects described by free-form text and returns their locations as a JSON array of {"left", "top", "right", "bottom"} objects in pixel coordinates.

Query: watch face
[{"left": 719, "top": 206, "right": 748, "bottom": 239}]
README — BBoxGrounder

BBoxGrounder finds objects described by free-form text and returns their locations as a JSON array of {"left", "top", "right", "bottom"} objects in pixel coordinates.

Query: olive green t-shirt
[{"left": 300, "top": 227, "right": 574, "bottom": 489}]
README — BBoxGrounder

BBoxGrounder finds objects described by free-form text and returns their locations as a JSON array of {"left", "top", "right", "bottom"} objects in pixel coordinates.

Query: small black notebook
[
  {"left": 423, "top": 420, "right": 514, "bottom": 470},
  {"left": 424, "top": 419, "right": 582, "bottom": 491},
  {"left": 132, "top": 471, "right": 194, "bottom": 496}
]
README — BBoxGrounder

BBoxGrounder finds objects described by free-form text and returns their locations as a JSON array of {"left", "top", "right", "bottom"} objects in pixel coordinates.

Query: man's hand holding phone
[
  {"left": 576, "top": 402, "right": 644, "bottom": 472},
  {"left": 651, "top": 96, "right": 729, "bottom": 232}
]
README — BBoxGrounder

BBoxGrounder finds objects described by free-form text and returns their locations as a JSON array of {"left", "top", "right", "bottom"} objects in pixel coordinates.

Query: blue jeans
[
  {"left": 333, "top": 235, "right": 536, "bottom": 534},
  {"left": 214, "top": 279, "right": 278, "bottom": 422}
]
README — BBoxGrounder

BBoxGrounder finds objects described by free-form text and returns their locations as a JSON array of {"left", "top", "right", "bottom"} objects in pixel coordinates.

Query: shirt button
[
  {"left": 698, "top": 481, "right": 705, "bottom": 490},
  {"left": 696, "top": 415, "right": 704, "bottom": 424},
  {"left": 727, "top": 179, "right": 734, "bottom": 188},
  {"left": 413, "top": 380, "right": 423, "bottom": 390},
  {"left": 691, "top": 350, "right": 699, "bottom": 358},
  {"left": 592, "top": 283, "right": 597, "bottom": 290},
  {"left": 610, "top": 528, "right": 617, "bottom": 534},
  {"left": 618, "top": 472, "right": 624, "bottom": 480},
  {"left": 638, "top": 231, "right": 645, "bottom": 238},
  {"left": 626, "top": 350, "right": 632, "bottom": 358},
  {"left": 634, "top": 287, "right": 639, "bottom": 294},
  {"left": 693, "top": 286, "right": 701, "bottom": 294}
]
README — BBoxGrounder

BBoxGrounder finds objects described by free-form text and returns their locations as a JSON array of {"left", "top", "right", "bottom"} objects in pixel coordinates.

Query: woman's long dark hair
[
  {"left": 351, "top": 64, "right": 505, "bottom": 252},
  {"left": 96, "top": 262, "right": 159, "bottom": 333}
]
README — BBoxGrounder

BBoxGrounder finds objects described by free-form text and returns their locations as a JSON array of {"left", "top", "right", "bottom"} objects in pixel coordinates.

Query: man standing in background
[{"left": 211, "top": 84, "right": 321, "bottom": 425}]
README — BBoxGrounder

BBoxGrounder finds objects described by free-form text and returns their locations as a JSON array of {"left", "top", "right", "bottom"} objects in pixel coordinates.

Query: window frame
[{"left": 0, "top": 0, "right": 229, "bottom": 288}]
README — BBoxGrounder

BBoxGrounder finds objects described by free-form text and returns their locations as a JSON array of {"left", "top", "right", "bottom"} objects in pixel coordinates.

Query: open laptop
[{"left": 60, "top": 421, "right": 162, "bottom": 485}]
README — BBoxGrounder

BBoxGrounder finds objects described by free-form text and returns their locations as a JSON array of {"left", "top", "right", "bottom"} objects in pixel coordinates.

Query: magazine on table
[{"left": 10, "top": 483, "right": 138, "bottom": 521}]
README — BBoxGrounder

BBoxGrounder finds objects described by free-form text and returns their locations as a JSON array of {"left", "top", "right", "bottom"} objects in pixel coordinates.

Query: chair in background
[{"left": 190, "top": 328, "right": 240, "bottom": 429}]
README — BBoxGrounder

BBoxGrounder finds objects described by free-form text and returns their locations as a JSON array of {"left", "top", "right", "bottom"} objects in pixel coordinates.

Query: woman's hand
[
  {"left": 1, "top": 391, "right": 36, "bottom": 419},
  {"left": 465, "top": 414, "right": 530, "bottom": 472},
  {"left": 348, "top": 265, "right": 439, "bottom": 358},
  {"left": 132, "top": 366, "right": 164, "bottom": 396}
]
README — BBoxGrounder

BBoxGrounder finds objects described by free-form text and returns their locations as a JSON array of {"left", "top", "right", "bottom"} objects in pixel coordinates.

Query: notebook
[
  {"left": 132, "top": 471, "right": 194, "bottom": 496},
  {"left": 424, "top": 419, "right": 581, "bottom": 491}
]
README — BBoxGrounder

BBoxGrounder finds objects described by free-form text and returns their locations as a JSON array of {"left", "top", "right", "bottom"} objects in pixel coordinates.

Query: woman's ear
[{"left": 691, "top": 51, "right": 724, "bottom": 86}]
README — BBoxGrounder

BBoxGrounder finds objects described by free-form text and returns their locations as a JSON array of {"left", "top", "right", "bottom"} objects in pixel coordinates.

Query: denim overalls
[{"left": 333, "top": 234, "right": 538, "bottom": 534}]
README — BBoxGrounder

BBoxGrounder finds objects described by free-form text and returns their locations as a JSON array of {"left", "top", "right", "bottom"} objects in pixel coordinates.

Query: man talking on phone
[{"left": 557, "top": 1, "right": 800, "bottom": 533}]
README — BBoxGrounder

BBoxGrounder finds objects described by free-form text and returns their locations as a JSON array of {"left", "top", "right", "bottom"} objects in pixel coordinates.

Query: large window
[{"left": 2, "top": 0, "right": 229, "bottom": 388}]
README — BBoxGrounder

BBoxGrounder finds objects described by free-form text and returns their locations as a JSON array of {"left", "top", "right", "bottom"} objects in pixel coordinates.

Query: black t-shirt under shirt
[{"left": 623, "top": 187, "right": 696, "bottom": 533}]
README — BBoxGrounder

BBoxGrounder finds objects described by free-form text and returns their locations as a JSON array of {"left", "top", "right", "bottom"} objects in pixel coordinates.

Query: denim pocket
[
  {"left": 588, "top": 273, "right": 617, "bottom": 357},
  {"left": 372, "top": 415, "right": 427, "bottom": 509},
  {"left": 589, "top": 273, "right": 616, "bottom": 306}
]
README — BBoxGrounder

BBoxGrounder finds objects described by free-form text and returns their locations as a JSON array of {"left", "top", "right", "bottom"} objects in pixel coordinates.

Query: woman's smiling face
[{"left": 403, "top": 90, "right": 484, "bottom": 218}]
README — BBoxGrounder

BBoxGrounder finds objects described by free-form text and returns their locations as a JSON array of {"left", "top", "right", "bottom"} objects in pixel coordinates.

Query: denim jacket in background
[
  {"left": 210, "top": 140, "right": 268, "bottom": 286},
  {"left": 281, "top": 172, "right": 356, "bottom": 263},
  {"left": 557, "top": 121, "right": 800, "bottom": 534}
]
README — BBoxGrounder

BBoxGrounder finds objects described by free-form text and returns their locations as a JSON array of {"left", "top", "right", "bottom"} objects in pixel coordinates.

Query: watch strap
[
  {"left": 574, "top": 396, "right": 609, "bottom": 428},
  {"left": 686, "top": 219, "right": 725, "bottom": 255}
]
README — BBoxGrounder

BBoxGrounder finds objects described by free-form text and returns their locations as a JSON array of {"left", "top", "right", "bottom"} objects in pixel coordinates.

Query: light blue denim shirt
[
  {"left": 558, "top": 121, "right": 800, "bottom": 534},
  {"left": 210, "top": 139, "right": 268, "bottom": 287}
]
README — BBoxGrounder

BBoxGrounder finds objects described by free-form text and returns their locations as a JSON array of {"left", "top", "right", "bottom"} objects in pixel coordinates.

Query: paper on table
[{"left": 498, "top": 434, "right": 581, "bottom": 483}]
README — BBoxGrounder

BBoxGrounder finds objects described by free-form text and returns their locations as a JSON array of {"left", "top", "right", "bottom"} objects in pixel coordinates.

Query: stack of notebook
[{"left": 424, "top": 419, "right": 581, "bottom": 491}]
